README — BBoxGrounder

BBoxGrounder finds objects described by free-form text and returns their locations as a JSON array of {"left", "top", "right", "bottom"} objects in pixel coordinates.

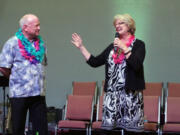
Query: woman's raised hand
[
  {"left": 71, "top": 33, "right": 91, "bottom": 60},
  {"left": 71, "top": 33, "right": 83, "bottom": 49}
]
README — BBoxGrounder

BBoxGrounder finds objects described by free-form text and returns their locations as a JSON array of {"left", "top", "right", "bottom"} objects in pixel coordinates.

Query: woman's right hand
[
  {"left": 71, "top": 33, "right": 91, "bottom": 61},
  {"left": 71, "top": 33, "right": 83, "bottom": 49}
]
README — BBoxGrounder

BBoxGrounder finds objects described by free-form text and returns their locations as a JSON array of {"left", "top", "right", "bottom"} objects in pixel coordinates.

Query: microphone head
[
  {"left": 115, "top": 32, "right": 120, "bottom": 38},
  {"left": 114, "top": 47, "right": 118, "bottom": 52},
  {"left": 114, "top": 32, "right": 119, "bottom": 52}
]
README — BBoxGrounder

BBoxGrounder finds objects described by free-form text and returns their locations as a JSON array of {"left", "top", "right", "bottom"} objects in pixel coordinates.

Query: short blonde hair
[{"left": 113, "top": 14, "right": 136, "bottom": 35}]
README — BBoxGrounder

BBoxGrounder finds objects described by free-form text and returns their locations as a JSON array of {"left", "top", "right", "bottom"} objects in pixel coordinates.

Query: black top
[{"left": 87, "top": 39, "right": 146, "bottom": 92}]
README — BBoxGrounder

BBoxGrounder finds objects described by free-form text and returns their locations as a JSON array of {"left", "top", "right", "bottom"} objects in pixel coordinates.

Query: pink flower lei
[{"left": 112, "top": 35, "right": 135, "bottom": 64}]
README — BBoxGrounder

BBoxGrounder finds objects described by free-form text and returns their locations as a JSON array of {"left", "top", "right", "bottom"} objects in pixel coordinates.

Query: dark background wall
[{"left": 0, "top": 0, "right": 180, "bottom": 108}]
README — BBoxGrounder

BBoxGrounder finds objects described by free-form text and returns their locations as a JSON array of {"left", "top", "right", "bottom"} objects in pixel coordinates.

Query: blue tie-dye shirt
[{"left": 0, "top": 36, "right": 47, "bottom": 98}]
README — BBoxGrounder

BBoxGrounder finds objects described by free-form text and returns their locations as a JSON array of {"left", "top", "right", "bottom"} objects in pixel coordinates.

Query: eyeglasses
[{"left": 116, "top": 22, "right": 125, "bottom": 25}]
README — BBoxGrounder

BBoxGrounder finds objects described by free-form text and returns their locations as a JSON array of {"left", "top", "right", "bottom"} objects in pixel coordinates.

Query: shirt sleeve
[{"left": 0, "top": 38, "right": 15, "bottom": 68}]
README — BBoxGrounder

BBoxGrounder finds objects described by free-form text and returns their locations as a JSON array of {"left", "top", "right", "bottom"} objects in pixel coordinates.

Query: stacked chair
[
  {"left": 141, "top": 82, "right": 164, "bottom": 135},
  {"left": 55, "top": 81, "right": 180, "bottom": 135},
  {"left": 72, "top": 81, "right": 97, "bottom": 103},
  {"left": 72, "top": 81, "right": 97, "bottom": 96},
  {"left": 162, "top": 82, "right": 180, "bottom": 134},
  {"left": 143, "top": 82, "right": 164, "bottom": 96},
  {"left": 89, "top": 95, "right": 104, "bottom": 135},
  {"left": 55, "top": 81, "right": 97, "bottom": 135},
  {"left": 143, "top": 96, "right": 161, "bottom": 135},
  {"left": 166, "top": 82, "right": 180, "bottom": 97},
  {"left": 56, "top": 95, "right": 94, "bottom": 135}
]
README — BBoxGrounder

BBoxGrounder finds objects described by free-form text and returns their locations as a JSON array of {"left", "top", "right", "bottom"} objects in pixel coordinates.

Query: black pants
[{"left": 10, "top": 96, "right": 48, "bottom": 135}]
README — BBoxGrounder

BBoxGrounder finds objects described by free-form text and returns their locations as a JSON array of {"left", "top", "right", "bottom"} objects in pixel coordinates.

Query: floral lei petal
[
  {"left": 112, "top": 35, "right": 135, "bottom": 64},
  {"left": 16, "top": 29, "right": 45, "bottom": 64}
]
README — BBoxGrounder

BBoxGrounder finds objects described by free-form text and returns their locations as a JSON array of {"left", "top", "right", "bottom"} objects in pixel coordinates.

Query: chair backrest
[
  {"left": 143, "top": 82, "right": 163, "bottom": 96},
  {"left": 167, "top": 82, "right": 180, "bottom": 97},
  {"left": 100, "top": 80, "right": 105, "bottom": 96},
  {"left": 144, "top": 96, "right": 160, "bottom": 123},
  {"left": 96, "top": 95, "right": 104, "bottom": 121},
  {"left": 65, "top": 95, "right": 94, "bottom": 121},
  {"left": 165, "top": 97, "right": 180, "bottom": 123},
  {"left": 72, "top": 81, "right": 97, "bottom": 96}
]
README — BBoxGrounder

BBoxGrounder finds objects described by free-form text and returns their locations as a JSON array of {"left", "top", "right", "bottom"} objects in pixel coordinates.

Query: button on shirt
[{"left": 0, "top": 36, "right": 47, "bottom": 98}]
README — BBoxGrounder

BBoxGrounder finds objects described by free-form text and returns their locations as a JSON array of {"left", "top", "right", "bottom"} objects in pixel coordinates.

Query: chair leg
[
  {"left": 54, "top": 125, "right": 57, "bottom": 135},
  {"left": 121, "top": 129, "right": 124, "bottom": 135},
  {"left": 159, "top": 130, "right": 163, "bottom": 135},
  {"left": 89, "top": 126, "right": 92, "bottom": 135},
  {"left": 86, "top": 127, "right": 89, "bottom": 135},
  {"left": 157, "top": 127, "right": 163, "bottom": 135}
]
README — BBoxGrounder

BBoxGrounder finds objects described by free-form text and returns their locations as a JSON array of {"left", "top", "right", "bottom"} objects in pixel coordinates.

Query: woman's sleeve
[
  {"left": 126, "top": 40, "right": 146, "bottom": 71},
  {"left": 86, "top": 44, "right": 112, "bottom": 67}
]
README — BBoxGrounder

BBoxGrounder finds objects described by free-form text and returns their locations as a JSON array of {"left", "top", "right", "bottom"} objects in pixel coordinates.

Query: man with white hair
[{"left": 0, "top": 14, "right": 48, "bottom": 135}]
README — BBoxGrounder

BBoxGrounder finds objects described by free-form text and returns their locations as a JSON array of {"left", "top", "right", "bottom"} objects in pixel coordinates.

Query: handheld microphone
[{"left": 114, "top": 32, "right": 120, "bottom": 53}]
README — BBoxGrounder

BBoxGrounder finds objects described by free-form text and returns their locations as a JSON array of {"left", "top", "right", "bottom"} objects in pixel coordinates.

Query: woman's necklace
[{"left": 112, "top": 35, "right": 135, "bottom": 64}]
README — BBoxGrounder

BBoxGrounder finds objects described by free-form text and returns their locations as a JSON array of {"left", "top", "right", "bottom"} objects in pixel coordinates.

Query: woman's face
[{"left": 114, "top": 19, "right": 129, "bottom": 35}]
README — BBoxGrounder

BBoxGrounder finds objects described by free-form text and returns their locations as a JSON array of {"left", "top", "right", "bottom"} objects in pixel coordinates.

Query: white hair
[{"left": 19, "top": 14, "right": 38, "bottom": 28}]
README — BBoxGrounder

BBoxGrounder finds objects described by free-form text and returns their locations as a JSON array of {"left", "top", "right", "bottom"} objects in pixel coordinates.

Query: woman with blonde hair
[{"left": 71, "top": 13, "right": 145, "bottom": 132}]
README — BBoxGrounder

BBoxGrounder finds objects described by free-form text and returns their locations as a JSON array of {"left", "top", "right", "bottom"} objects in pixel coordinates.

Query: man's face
[{"left": 25, "top": 17, "right": 40, "bottom": 38}]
